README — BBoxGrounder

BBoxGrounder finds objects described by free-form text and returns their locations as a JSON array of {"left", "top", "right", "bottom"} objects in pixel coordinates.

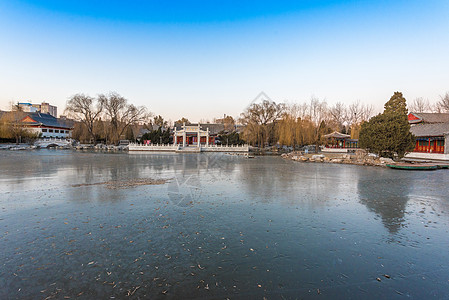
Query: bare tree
[
  {"left": 348, "top": 100, "right": 363, "bottom": 124},
  {"left": 360, "top": 103, "right": 374, "bottom": 122},
  {"left": 65, "top": 94, "right": 103, "bottom": 144},
  {"left": 329, "top": 102, "right": 347, "bottom": 130},
  {"left": 308, "top": 97, "right": 329, "bottom": 145},
  {"left": 409, "top": 97, "right": 431, "bottom": 113},
  {"left": 287, "top": 102, "right": 309, "bottom": 120},
  {"left": 99, "top": 92, "right": 150, "bottom": 144},
  {"left": 436, "top": 92, "right": 449, "bottom": 113},
  {"left": 348, "top": 100, "right": 373, "bottom": 124}
]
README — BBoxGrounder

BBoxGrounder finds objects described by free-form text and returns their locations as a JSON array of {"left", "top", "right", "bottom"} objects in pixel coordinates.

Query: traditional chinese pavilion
[
  {"left": 408, "top": 112, "right": 449, "bottom": 154},
  {"left": 323, "top": 131, "right": 358, "bottom": 152},
  {"left": 173, "top": 123, "right": 224, "bottom": 147}
]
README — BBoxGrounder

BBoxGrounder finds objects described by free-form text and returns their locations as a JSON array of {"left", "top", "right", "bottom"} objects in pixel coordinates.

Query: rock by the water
[{"left": 380, "top": 157, "right": 394, "bottom": 164}]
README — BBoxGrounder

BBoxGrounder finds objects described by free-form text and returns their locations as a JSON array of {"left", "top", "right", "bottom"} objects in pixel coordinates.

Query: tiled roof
[
  {"left": 323, "top": 131, "right": 351, "bottom": 139},
  {"left": 22, "top": 112, "right": 74, "bottom": 129},
  {"left": 410, "top": 122, "right": 449, "bottom": 137},
  {"left": 174, "top": 123, "right": 225, "bottom": 135},
  {"left": 409, "top": 112, "right": 449, "bottom": 124}
]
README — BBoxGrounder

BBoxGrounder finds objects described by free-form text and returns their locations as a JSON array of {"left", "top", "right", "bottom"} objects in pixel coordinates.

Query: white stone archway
[{"left": 173, "top": 123, "right": 210, "bottom": 148}]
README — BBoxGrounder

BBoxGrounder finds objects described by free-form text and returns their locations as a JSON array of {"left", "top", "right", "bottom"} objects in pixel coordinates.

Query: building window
[
  {"left": 55, "top": 130, "right": 59, "bottom": 133},
  {"left": 49, "top": 129, "right": 53, "bottom": 133},
  {"left": 42, "top": 129, "right": 47, "bottom": 132}
]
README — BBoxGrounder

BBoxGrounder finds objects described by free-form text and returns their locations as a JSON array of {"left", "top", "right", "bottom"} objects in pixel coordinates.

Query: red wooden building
[
  {"left": 408, "top": 112, "right": 449, "bottom": 154},
  {"left": 322, "top": 131, "right": 358, "bottom": 152}
]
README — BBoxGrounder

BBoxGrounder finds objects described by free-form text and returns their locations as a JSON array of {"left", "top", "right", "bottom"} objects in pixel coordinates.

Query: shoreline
[{"left": 281, "top": 151, "right": 394, "bottom": 167}]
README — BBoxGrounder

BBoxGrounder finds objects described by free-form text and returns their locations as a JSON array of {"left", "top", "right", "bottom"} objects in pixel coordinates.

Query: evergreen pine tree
[{"left": 359, "top": 92, "right": 415, "bottom": 159}]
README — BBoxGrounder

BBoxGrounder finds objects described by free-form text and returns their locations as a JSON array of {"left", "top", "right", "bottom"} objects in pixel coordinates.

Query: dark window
[
  {"left": 42, "top": 129, "right": 47, "bottom": 132},
  {"left": 49, "top": 129, "right": 53, "bottom": 133}
]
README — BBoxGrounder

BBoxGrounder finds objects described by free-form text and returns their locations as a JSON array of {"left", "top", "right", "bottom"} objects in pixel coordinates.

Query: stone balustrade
[{"left": 128, "top": 143, "right": 249, "bottom": 152}]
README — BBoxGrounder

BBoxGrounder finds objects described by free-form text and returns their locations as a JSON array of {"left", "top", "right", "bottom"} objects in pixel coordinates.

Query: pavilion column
[
  {"left": 182, "top": 123, "right": 186, "bottom": 147},
  {"left": 445, "top": 135, "right": 449, "bottom": 154},
  {"left": 197, "top": 124, "right": 201, "bottom": 147},
  {"left": 206, "top": 128, "right": 209, "bottom": 147},
  {"left": 173, "top": 128, "right": 177, "bottom": 145}
]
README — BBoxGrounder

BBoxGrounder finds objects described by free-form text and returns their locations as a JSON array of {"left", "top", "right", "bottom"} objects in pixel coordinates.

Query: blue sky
[{"left": 1, "top": 0, "right": 449, "bottom": 121}]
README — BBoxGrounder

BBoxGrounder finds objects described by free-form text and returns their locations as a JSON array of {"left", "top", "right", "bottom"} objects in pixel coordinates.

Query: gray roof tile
[
  {"left": 409, "top": 112, "right": 449, "bottom": 124},
  {"left": 410, "top": 122, "right": 449, "bottom": 137},
  {"left": 23, "top": 112, "right": 74, "bottom": 129}
]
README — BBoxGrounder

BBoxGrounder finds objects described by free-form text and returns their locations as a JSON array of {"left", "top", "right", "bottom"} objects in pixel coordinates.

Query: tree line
[
  {"left": 407, "top": 92, "right": 449, "bottom": 113},
  {"left": 3, "top": 90, "right": 447, "bottom": 157},
  {"left": 66, "top": 92, "right": 150, "bottom": 144},
  {"left": 239, "top": 97, "right": 374, "bottom": 148}
]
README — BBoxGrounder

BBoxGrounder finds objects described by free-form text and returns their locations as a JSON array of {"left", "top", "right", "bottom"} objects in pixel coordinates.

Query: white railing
[
  {"left": 39, "top": 137, "right": 71, "bottom": 142},
  {"left": 202, "top": 144, "right": 250, "bottom": 152},
  {"left": 321, "top": 147, "right": 358, "bottom": 153},
  {"left": 405, "top": 152, "right": 449, "bottom": 161},
  {"left": 128, "top": 143, "right": 250, "bottom": 152},
  {"left": 128, "top": 143, "right": 180, "bottom": 151}
]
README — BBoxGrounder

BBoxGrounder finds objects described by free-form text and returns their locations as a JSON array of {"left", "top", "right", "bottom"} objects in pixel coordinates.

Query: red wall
[{"left": 408, "top": 113, "right": 420, "bottom": 122}]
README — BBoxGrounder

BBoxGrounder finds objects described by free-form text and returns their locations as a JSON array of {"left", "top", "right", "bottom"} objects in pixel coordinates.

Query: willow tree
[
  {"left": 240, "top": 100, "right": 285, "bottom": 147},
  {"left": 277, "top": 113, "right": 296, "bottom": 146},
  {"left": 0, "top": 110, "right": 30, "bottom": 143},
  {"left": 359, "top": 92, "right": 414, "bottom": 159},
  {"left": 277, "top": 112, "right": 316, "bottom": 148}
]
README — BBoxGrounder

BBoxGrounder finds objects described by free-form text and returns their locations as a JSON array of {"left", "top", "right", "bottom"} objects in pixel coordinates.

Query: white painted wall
[{"left": 29, "top": 127, "right": 72, "bottom": 138}]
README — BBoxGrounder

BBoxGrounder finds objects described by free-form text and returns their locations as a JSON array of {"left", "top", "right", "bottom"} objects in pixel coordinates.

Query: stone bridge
[{"left": 35, "top": 138, "right": 73, "bottom": 148}]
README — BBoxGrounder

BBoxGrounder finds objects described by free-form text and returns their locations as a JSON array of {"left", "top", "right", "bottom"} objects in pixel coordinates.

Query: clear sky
[{"left": 1, "top": 0, "right": 448, "bottom": 121}]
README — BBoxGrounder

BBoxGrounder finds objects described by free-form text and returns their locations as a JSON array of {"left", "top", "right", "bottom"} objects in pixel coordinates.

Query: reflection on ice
[
  {"left": 1, "top": 150, "right": 449, "bottom": 299},
  {"left": 357, "top": 171, "right": 411, "bottom": 233}
]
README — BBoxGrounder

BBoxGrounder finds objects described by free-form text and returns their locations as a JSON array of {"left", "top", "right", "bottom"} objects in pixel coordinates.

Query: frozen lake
[{"left": 1, "top": 150, "right": 448, "bottom": 299}]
